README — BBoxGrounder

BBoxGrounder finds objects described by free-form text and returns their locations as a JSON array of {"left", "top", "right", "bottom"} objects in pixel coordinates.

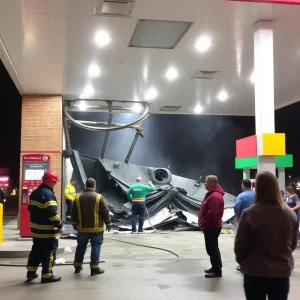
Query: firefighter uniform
[
  {"left": 64, "top": 182, "right": 77, "bottom": 223},
  {"left": 26, "top": 183, "right": 62, "bottom": 282},
  {"left": 72, "top": 188, "right": 112, "bottom": 275}
]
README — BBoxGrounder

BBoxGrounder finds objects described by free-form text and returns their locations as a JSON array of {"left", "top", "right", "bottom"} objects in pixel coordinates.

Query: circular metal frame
[{"left": 63, "top": 102, "right": 150, "bottom": 132}]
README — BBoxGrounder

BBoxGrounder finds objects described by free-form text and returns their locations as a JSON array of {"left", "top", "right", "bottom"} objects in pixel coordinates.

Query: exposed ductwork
[{"left": 93, "top": 0, "right": 136, "bottom": 17}]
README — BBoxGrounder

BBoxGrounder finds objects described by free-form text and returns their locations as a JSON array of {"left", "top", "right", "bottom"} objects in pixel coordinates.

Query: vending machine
[{"left": 20, "top": 154, "right": 50, "bottom": 237}]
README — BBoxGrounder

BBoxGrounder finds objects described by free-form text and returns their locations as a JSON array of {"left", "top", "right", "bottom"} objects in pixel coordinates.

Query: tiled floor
[{"left": 0, "top": 232, "right": 300, "bottom": 299}]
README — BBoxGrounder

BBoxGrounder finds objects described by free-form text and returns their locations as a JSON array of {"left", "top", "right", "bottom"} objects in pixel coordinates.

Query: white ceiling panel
[
  {"left": 1, "top": 0, "right": 300, "bottom": 115},
  {"left": 24, "top": 0, "right": 47, "bottom": 14}
]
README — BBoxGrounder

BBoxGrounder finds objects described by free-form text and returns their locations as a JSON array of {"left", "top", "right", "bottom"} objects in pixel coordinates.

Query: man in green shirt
[{"left": 126, "top": 177, "right": 155, "bottom": 233}]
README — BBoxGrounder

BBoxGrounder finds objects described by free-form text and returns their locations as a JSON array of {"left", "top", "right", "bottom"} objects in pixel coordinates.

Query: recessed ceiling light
[
  {"left": 95, "top": 30, "right": 111, "bottom": 47},
  {"left": 194, "top": 104, "right": 203, "bottom": 114},
  {"left": 88, "top": 64, "right": 101, "bottom": 77},
  {"left": 83, "top": 84, "right": 94, "bottom": 98},
  {"left": 165, "top": 67, "right": 179, "bottom": 81},
  {"left": 195, "top": 36, "right": 212, "bottom": 53},
  {"left": 145, "top": 87, "right": 158, "bottom": 100},
  {"left": 132, "top": 103, "right": 143, "bottom": 113},
  {"left": 218, "top": 91, "right": 228, "bottom": 102},
  {"left": 78, "top": 101, "right": 87, "bottom": 111}
]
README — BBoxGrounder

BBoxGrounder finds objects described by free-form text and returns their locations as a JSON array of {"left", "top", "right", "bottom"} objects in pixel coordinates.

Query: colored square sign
[{"left": 227, "top": 0, "right": 300, "bottom": 5}]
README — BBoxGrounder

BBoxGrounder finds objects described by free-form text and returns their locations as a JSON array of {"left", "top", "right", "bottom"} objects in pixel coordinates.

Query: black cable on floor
[
  {"left": 0, "top": 236, "right": 180, "bottom": 267},
  {"left": 106, "top": 237, "right": 180, "bottom": 263}
]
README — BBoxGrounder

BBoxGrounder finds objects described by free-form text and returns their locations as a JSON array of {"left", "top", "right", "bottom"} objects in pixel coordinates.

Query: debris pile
[{"left": 66, "top": 151, "right": 236, "bottom": 233}]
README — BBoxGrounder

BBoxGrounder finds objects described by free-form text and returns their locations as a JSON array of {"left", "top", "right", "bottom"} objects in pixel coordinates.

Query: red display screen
[{"left": 227, "top": 0, "right": 300, "bottom": 5}]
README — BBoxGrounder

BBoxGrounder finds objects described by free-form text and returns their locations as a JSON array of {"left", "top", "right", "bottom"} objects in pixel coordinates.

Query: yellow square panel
[{"left": 262, "top": 133, "right": 286, "bottom": 156}]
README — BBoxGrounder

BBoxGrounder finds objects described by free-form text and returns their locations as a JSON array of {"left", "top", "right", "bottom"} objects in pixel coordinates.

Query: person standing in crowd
[
  {"left": 286, "top": 185, "right": 300, "bottom": 247},
  {"left": 26, "top": 170, "right": 64, "bottom": 284},
  {"left": 198, "top": 175, "right": 224, "bottom": 278},
  {"left": 64, "top": 178, "right": 77, "bottom": 224},
  {"left": 281, "top": 190, "right": 285, "bottom": 200},
  {"left": 235, "top": 171, "right": 299, "bottom": 300},
  {"left": 0, "top": 185, "right": 5, "bottom": 204},
  {"left": 72, "top": 178, "right": 112, "bottom": 276},
  {"left": 234, "top": 179, "right": 255, "bottom": 272},
  {"left": 126, "top": 177, "right": 155, "bottom": 233},
  {"left": 234, "top": 179, "right": 255, "bottom": 224}
]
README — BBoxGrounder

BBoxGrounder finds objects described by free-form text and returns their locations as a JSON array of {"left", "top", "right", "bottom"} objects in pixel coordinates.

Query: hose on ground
[
  {"left": 106, "top": 237, "right": 180, "bottom": 263},
  {"left": 0, "top": 261, "right": 105, "bottom": 267},
  {"left": 0, "top": 236, "right": 180, "bottom": 267}
]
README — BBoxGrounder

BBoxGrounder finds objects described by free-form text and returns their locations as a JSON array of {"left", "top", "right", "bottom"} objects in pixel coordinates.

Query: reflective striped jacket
[
  {"left": 72, "top": 189, "right": 112, "bottom": 233},
  {"left": 64, "top": 183, "right": 77, "bottom": 201},
  {"left": 28, "top": 183, "right": 62, "bottom": 238}
]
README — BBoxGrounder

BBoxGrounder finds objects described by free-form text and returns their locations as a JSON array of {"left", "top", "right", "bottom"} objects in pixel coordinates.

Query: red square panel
[
  {"left": 227, "top": 0, "right": 300, "bottom": 5},
  {"left": 236, "top": 135, "right": 257, "bottom": 159}
]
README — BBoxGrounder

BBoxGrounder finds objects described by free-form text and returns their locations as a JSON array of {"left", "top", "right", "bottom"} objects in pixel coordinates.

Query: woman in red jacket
[{"left": 234, "top": 171, "right": 298, "bottom": 300}]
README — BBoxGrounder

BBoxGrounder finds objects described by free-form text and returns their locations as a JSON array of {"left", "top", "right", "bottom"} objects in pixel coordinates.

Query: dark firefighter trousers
[
  {"left": 66, "top": 199, "right": 73, "bottom": 221},
  {"left": 27, "top": 238, "right": 58, "bottom": 279}
]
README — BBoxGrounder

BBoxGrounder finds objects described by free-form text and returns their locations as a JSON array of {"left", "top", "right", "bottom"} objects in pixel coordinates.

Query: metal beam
[
  {"left": 76, "top": 120, "right": 145, "bottom": 131},
  {"left": 100, "top": 104, "right": 113, "bottom": 158},
  {"left": 63, "top": 117, "right": 72, "bottom": 150},
  {"left": 64, "top": 104, "right": 150, "bottom": 132},
  {"left": 125, "top": 124, "right": 144, "bottom": 163}
]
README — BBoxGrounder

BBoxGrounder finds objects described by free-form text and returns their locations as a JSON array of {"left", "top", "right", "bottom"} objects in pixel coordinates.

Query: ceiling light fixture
[
  {"left": 95, "top": 30, "right": 111, "bottom": 47},
  {"left": 165, "top": 67, "right": 179, "bottom": 81},
  {"left": 195, "top": 36, "right": 212, "bottom": 53},
  {"left": 194, "top": 104, "right": 203, "bottom": 114},
  {"left": 83, "top": 84, "right": 94, "bottom": 98},
  {"left": 88, "top": 64, "right": 101, "bottom": 77},
  {"left": 145, "top": 87, "right": 158, "bottom": 100},
  {"left": 218, "top": 91, "right": 228, "bottom": 102},
  {"left": 78, "top": 101, "right": 87, "bottom": 111},
  {"left": 132, "top": 103, "right": 142, "bottom": 113}
]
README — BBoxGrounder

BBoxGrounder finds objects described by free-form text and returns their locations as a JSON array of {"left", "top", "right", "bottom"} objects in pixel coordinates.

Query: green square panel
[
  {"left": 275, "top": 154, "right": 293, "bottom": 168},
  {"left": 235, "top": 157, "right": 258, "bottom": 169}
]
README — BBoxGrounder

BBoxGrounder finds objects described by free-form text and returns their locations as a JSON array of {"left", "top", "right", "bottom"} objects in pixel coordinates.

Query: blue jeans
[
  {"left": 132, "top": 202, "right": 146, "bottom": 232},
  {"left": 244, "top": 275, "right": 289, "bottom": 300},
  {"left": 74, "top": 232, "right": 103, "bottom": 269}
]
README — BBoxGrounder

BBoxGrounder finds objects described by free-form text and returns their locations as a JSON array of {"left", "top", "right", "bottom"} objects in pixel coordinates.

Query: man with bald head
[
  {"left": 126, "top": 177, "right": 155, "bottom": 233},
  {"left": 198, "top": 175, "right": 225, "bottom": 278}
]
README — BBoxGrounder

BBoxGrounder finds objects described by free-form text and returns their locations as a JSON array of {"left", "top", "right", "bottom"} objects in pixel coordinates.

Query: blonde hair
[
  {"left": 206, "top": 175, "right": 218, "bottom": 185},
  {"left": 254, "top": 171, "right": 286, "bottom": 209}
]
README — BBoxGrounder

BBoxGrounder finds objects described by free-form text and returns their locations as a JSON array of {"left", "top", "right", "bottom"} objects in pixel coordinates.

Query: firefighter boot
[
  {"left": 41, "top": 275, "right": 61, "bottom": 284},
  {"left": 75, "top": 266, "right": 83, "bottom": 274},
  {"left": 91, "top": 268, "right": 105, "bottom": 276},
  {"left": 26, "top": 271, "right": 39, "bottom": 282}
]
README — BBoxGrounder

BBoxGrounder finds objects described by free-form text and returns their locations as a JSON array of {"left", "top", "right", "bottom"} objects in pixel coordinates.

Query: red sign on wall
[
  {"left": 23, "top": 154, "right": 50, "bottom": 162},
  {"left": 228, "top": 0, "right": 300, "bottom": 4}
]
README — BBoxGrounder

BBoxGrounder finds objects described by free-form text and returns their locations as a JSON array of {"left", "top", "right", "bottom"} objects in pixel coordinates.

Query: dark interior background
[
  {"left": 69, "top": 112, "right": 255, "bottom": 194},
  {"left": 1, "top": 59, "right": 300, "bottom": 195},
  {"left": 0, "top": 60, "right": 21, "bottom": 189}
]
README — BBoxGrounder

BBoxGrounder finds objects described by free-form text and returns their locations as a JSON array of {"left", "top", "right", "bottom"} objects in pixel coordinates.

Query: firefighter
[
  {"left": 126, "top": 177, "right": 155, "bottom": 233},
  {"left": 64, "top": 178, "right": 77, "bottom": 224},
  {"left": 72, "top": 178, "right": 112, "bottom": 276},
  {"left": 26, "top": 170, "right": 64, "bottom": 284}
]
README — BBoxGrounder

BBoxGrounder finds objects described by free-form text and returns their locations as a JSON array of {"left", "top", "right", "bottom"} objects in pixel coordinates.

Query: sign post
[{"left": 20, "top": 154, "right": 50, "bottom": 237}]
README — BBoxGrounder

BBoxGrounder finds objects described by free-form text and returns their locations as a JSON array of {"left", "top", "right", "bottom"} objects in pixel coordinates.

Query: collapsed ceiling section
[{"left": 65, "top": 150, "right": 236, "bottom": 231}]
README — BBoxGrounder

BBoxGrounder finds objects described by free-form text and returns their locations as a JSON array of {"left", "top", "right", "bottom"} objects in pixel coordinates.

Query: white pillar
[
  {"left": 278, "top": 168, "right": 286, "bottom": 192},
  {"left": 243, "top": 169, "right": 250, "bottom": 179},
  {"left": 254, "top": 21, "right": 276, "bottom": 175}
]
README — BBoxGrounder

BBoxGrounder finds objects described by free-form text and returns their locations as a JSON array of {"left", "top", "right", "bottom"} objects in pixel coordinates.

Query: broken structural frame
[{"left": 63, "top": 99, "right": 151, "bottom": 163}]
